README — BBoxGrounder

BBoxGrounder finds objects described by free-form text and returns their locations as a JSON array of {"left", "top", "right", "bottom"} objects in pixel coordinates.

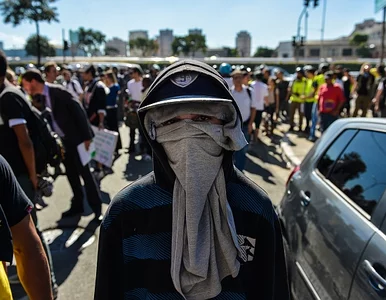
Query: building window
[
  {"left": 342, "top": 48, "right": 353, "bottom": 56},
  {"left": 283, "top": 53, "right": 289, "bottom": 58},
  {"left": 298, "top": 49, "right": 305, "bottom": 57},
  {"left": 309, "top": 48, "right": 320, "bottom": 57},
  {"left": 327, "top": 48, "right": 337, "bottom": 57}
]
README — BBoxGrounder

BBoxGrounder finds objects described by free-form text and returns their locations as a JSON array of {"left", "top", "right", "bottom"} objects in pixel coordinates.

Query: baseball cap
[{"left": 138, "top": 60, "right": 236, "bottom": 113}]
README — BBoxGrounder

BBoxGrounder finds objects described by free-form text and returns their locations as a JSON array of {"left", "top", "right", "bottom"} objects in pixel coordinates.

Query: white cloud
[
  {"left": 49, "top": 39, "right": 62, "bottom": 47},
  {"left": 0, "top": 32, "right": 26, "bottom": 49}
]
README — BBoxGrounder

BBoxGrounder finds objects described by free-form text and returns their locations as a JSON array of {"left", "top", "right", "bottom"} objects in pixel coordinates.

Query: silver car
[{"left": 277, "top": 118, "right": 386, "bottom": 300}]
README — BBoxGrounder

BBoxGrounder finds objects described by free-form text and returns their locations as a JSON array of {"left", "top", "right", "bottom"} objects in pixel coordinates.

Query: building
[
  {"left": 158, "top": 29, "right": 174, "bottom": 57},
  {"left": 129, "top": 30, "right": 149, "bottom": 56},
  {"left": 0, "top": 41, "right": 4, "bottom": 51},
  {"left": 236, "top": 31, "right": 251, "bottom": 57},
  {"left": 206, "top": 48, "right": 228, "bottom": 57},
  {"left": 105, "top": 37, "right": 127, "bottom": 56},
  {"left": 188, "top": 28, "right": 203, "bottom": 36},
  {"left": 277, "top": 18, "right": 382, "bottom": 60}
]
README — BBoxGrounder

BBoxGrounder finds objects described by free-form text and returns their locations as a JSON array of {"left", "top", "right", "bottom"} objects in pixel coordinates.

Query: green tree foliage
[
  {"left": 129, "top": 37, "right": 159, "bottom": 57},
  {"left": 0, "top": 0, "right": 59, "bottom": 65},
  {"left": 350, "top": 34, "right": 372, "bottom": 58},
  {"left": 253, "top": 47, "right": 275, "bottom": 57},
  {"left": 172, "top": 34, "right": 207, "bottom": 57},
  {"left": 78, "top": 27, "right": 106, "bottom": 56},
  {"left": 25, "top": 34, "right": 55, "bottom": 57},
  {"left": 222, "top": 47, "right": 239, "bottom": 57}
]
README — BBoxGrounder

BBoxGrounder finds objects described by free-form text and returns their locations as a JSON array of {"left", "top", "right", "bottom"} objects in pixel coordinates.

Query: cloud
[{"left": 0, "top": 32, "right": 26, "bottom": 49}]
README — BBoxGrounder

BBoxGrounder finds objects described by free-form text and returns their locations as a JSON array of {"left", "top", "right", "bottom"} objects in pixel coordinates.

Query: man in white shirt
[
  {"left": 251, "top": 72, "right": 269, "bottom": 141},
  {"left": 230, "top": 69, "right": 257, "bottom": 172},
  {"left": 63, "top": 70, "right": 84, "bottom": 101},
  {"left": 126, "top": 67, "right": 143, "bottom": 153}
]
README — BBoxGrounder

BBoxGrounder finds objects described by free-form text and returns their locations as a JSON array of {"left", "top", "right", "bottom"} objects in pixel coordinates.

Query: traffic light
[
  {"left": 63, "top": 40, "right": 69, "bottom": 51},
  {"left": 314, "top": 0, "right": 319, "bottom": 7},
  {"left": 292, "top": 36, "right": 297, "bottom": 47},
  {"left": 304, "top": 0, "right": 310, "bottom": 7},
  {"left": 300, "top": 36, "right": 305, "bottom": 46}
]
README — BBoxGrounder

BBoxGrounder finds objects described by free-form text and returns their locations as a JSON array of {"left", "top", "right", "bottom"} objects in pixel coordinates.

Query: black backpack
[{"left": 0, "top": 87, "right": 64, "bottom": 174}]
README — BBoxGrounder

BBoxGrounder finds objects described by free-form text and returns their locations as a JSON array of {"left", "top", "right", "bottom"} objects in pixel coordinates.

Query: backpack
[{"left": 0, "top": 86, "right": 64, "bottom": 174}]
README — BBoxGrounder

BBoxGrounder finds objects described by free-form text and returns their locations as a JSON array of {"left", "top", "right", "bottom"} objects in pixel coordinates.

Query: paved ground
[{"left": 10, "top": 123, "right": 312, "bottom": 300}]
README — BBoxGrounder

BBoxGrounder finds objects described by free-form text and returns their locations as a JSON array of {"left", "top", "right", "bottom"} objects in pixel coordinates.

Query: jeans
[
  {"left": 320, "top": 113, "right": 338, "bottom": 132},
  {"left": 309, "top": 102, "right": 318, "bottom": 139},
  {"left": 304, "top": 102, "right": 314, "bottom": 131},
  {"left": 16, "top": 175, "right": 57, "bottom": 288},
  {"left": 234, "top": 123, "right": 250, "bottom": 172}
]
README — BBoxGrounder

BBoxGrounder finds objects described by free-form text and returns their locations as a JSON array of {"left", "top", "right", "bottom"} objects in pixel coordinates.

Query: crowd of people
[{"left": 1, "top": 47, "right": 386, "bottom": 299}]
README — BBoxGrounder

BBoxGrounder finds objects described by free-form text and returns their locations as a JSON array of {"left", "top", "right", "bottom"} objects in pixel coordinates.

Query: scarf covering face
[{"left": 145, "top": 103, "right": 247, "bottom": 299}]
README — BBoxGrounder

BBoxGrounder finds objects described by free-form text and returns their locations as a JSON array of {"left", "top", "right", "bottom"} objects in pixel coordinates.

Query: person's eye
[
  {"left": 193, "top": 115, "right": 211, "bottom": 122},
  {"left": 161, "top": 118, "right": 180, "bottom": 126}
]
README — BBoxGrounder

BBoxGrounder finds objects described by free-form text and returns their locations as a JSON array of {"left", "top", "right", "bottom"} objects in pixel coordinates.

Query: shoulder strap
[
  {"left": 246, "top": 87, "right": 252, "bottom": 101},
  {"left": 71, "top": 81, "right": 77, "bottom": 94}
]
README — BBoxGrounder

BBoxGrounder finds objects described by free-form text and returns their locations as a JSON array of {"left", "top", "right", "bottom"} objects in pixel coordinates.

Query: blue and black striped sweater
[{"left": 95, "top": 170, "right": 289, "bottom": 300}]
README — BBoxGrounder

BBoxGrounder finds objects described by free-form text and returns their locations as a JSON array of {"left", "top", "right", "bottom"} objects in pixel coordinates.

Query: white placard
[
  {"left": 77, "top": 141, "right": 96, "bottom": 166},
  {"left": 91, "top": 126, "right": 118, "bottom": 168}
]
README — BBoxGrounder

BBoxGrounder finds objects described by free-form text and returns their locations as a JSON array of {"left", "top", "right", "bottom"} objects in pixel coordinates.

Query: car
[{"left": 277, "top": 118, "right": 386, "bottom": 300}]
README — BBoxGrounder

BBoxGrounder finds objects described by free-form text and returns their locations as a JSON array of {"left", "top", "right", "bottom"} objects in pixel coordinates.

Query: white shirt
[
  {"left": 335, "top": 79, "right": 344, "bottom": 90},
  {"left": 127, "top": 79, "right": 143, "bottom": 101},
  {"left": 251, "top": 81, "right": 269, "bottom": 111},
  {"left": 231, "top": 86, "right": 258, "bottom": 122},
  {"left": 378, "top": 81, "right": 384, "bottom": 91},
  {"left": 224, "top": 77, "right": 233, "bottom": 90},
  {"left": 63, "top": 79, "right": 83, "bottom": 99}
]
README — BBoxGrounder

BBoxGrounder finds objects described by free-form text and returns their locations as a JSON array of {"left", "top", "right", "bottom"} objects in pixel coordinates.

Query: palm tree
[{"left": 0, "top": 0, "right": 59, "bottom": 65}]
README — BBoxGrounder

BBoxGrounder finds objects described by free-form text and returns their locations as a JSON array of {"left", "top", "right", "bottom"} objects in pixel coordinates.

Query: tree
[
  {"left": 25, "top": 34, "right": 55, "bottom": 57},
  {"left": 350, "top": 33, "right": 372, "bottom": 58},
  {"left": 172, "top": 34, "right": 207, "bottom": 57},
  {"left": 253, "top": 47, "right": 275, "bottom": 57},
  {"left": 129, "top": 38, "right": 159, "bottom": 57},
  {"left": 78, "top": 27, "right": 106, "bottom": 56},
  {"left": 222, "top": 47, "right": 239, "bottom": 57},
  {"left": 105, "top": 46, "right": 119, "bottom": 56},
  {"left": 0, "top": 0, "right": 59, "bottom": 65}
]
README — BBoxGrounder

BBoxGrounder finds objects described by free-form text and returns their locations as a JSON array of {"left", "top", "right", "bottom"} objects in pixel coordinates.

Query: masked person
[{"left": 94, "top": 60, "right": 289, "bottom": 300}]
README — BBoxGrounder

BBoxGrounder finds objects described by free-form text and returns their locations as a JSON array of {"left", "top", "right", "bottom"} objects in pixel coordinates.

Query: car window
[
  {"left": 317, "top": 129, "right": 357, "bottom": 177},
  {"left": 329, "top": 130, "right": 386, "bottom": 216}
]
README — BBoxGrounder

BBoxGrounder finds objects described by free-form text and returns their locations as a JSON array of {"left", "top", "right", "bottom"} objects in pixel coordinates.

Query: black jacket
[
  {"left": 84, "top": 79, "right": 107, "bottom": 126},
  {"left": 47, "top": 83, "right": 94, "bottom": 146}
]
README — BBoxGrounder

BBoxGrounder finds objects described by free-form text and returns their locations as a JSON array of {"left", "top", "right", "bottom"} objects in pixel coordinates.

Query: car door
[
  {"left": 349, "top": 193, "right": 386, "bottom": 299},
  {"left": 289, "top": 128, "right": 386, "bottom": 300}
]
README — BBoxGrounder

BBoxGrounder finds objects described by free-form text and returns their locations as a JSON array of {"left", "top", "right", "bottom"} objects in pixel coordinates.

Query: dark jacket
[
  {"left": 47, "top": 83, "right": 94, "bottom": 146},
  {"left": 83, "top": 79, "right": 107, "bottom": 126},
  {"left": 95, "top": 60, "right": 290, "bottom": 300}
]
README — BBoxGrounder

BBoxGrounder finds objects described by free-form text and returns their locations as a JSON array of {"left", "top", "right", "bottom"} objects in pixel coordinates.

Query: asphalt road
[{"left": 11, "top": 125, "right": 291, "bottom": 300}]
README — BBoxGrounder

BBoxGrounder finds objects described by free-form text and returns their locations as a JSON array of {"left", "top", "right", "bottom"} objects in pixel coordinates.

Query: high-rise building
[
  {"left": 158, "top": 29, "right": 174, "bottom": 57},
  {"left": 105, "top": 37, "right": 127, "bottom": 56},
  {"left": 0, "top": 41, "right": 4, "bottom": 50},
  {"left": 129, "top": 30, "right": 149, "bottom": 56},
  {"left": 236, "top": 31, "right": 251, "bottom": 57},
  {"left": 188, "top": 29, "right": 203, "bottom": 36}
]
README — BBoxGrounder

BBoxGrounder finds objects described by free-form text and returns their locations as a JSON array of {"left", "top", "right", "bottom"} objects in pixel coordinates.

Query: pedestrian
[
  {"left": 44, "top": 61, "right": 59, "bottom": 84},
  {"left": 94, "top": 60, "right": 289, "bottom": 300},
  {"left": 0, "top": 51, "right": 58, "bottom": 296},
  {"left": 63, "top": 69, "right": 84, "bottom": 101},
  {"left": 352, "top": 63, "right": 375, "bottom": 117},
  {"left": 218, "top": 62, "right": 233, "bottom": 89},
  {"left": 342, "top": 68, "right": 355, "bottom": 117},
  {"left": 373, "top": 65, "right": 386, "bottom": 117},
  {"left": 318, "top": 71, "right": 345, "bottom": 132},
  {"left": 82, "top": 65, "right": 107, "bottom": 129},
  {"left": 264, "top": 77, "right": 279, "bottom": 136},
  {"left": 288, "top": 67, "right": 307, "bottom": 132},
  {"left": 139, "top": 74, "right": 152, "bottom": 161},
  {"left": 230, "top": 69, "right": 257, "bottom": 171},
  {"left": 0, "top": 155, "right": 53, "bottom": 300},
  {"left": 126, "top": 67, "right": 143, "bottom": 153},
  {"left": 275, "top": 69, "right": 289, "bottom": 122},
  {"left": 303, "top": 66, "right": 316, "bottom": 135},
  {"left": 251, "top": 71, "right": 268, "bottom": 141},
  {"left": 103, "top": 70, "right": 122, "bottom": 155},
  {"left": 21, "top": 69, "right": 103, "bottom": 222}
]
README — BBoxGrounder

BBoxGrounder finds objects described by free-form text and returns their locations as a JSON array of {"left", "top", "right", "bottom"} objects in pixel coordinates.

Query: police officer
[{"left": 287, "top": 67, "right": 307, "bottom": 132}]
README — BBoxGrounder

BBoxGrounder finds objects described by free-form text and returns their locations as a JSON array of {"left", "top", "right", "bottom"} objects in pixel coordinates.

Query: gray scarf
[{"left": 145, "top": 103, "right": 247, "bottom": 299}]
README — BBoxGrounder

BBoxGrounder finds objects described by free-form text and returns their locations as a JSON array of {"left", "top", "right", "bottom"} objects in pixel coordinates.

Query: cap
[
  {"left": 231, "top": 69, "right": 246, "bottom": 77},
  {"left": 139, "top": 60, "right": 236, "bottom": 113}
]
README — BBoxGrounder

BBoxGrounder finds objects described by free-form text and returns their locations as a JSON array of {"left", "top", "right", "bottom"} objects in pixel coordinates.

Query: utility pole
[
  {"left": 381, "top": 6, "right": 386, "bottom": 64},
  {"left": 320, "top": 0, "right": 327, "bottom": 60},
  {"left": 62, "top": 28, "right": 66, "bottom": 64}
]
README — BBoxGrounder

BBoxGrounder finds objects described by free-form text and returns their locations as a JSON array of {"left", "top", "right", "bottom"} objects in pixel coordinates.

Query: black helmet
[
  {"left": 296, "top": 67, "right": 305, "bottom": 75},
  {"left": 319, "top": 62, "right": 330, "bottom": 71}
]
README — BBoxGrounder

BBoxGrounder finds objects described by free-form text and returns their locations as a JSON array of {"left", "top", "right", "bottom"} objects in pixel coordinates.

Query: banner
[
  {"left": 91, "top": 126, "right": 118, "bottom": 168},
  {"left": 375, "top": 0, "right": 386, "bottom": 12}
]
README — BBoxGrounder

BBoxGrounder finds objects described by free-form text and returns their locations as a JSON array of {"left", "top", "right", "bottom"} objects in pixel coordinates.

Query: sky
[{"left": 0, "top": 0, "right": 384, "bottom": 52}]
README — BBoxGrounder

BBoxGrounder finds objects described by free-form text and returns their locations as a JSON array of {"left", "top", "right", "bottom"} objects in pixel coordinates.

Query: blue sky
[{"left": 0, "top": 0, "right": 383, "bottom": 51}]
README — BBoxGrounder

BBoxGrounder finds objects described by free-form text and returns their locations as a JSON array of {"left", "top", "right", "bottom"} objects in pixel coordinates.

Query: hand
[
  {"left": 84, "top": 140, "right": 92, "bottom": 151},
  {"left": 248, "top": 123, "right": 253, "bottom": 135},
  {"left": 374, "top": 103, "right": 380, "bottom": 112}
]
